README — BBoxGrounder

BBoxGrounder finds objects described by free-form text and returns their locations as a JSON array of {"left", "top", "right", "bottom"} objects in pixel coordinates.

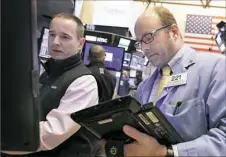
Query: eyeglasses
[{"left": 134, "top": 24, "right": 171, "bottom": 50}]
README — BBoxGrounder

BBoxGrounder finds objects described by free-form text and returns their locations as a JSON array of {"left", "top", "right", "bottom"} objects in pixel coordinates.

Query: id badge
[{"left": 165, "top": 72, "right": 187, "bottom": 87}]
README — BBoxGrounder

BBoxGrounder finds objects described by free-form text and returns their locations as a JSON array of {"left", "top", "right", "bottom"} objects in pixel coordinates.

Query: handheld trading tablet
[{"left": 71, "top": 96, "right": 184, "bottom": 145}]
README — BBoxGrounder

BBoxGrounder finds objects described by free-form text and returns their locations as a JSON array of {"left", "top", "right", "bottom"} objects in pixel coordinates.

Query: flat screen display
[
  {"left": 130, "top": 69, "right": 137, "bottom": 78},
  {"left": 130, "top": 54, "right": 144, "bottom": 71},
  {"left": 215, "top": 32, "right": 226, "bottom": 52},
  {"left": 123, "top": 52, "right": 131, "bottom": 67},
  {"left": 39, "top": 28, "right": 50, "bottom": 58},
  {"left": 83, "top": 42, "right": 125, "bottom": 71},
  {"left": 129, "top": 78, "right": 136, "bottom": 87},
  {"left": 118, "top": 38, "right": 131, "bottom": 51}
]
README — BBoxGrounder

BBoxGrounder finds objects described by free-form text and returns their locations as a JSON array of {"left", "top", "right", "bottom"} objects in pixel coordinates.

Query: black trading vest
[
  {"left": 39, "top": 53, "right": 93, "bottom": 120},
  {"left": 1, "top": 54, "right": 102, "bottom": 157},
  {"left": 87, "top": 60, "right": 116, "bottom": 103},
  {"left": 38, "top": 54, "right": 101, "bottom": 157}
]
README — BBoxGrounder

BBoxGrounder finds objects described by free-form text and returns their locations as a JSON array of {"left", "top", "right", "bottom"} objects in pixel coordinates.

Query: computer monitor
[
  {"left": 129, "top": 69, "right": 137, "bottom": 78},
  {"left": 109, "top": 70, "right": 121, "bottom": 94},
  {"left": 83, "top": 42, "right": 125, "bottom": 71},
  {"left": 1, "top": 0, "right": 40, "bottom": 151},
  {"left": 39, "top": 27, "right": 51, "bottom": 58},
  {"left": 129, "top": 78, "right": 136, "bottom": 87},
  {"left": 130, "top": 54, "right": 145, "bottom": 71},
  {"left": 118, "top": 38, "right": 131, "bottom": 51},
  {"left": 215, "top": 31, "right": 226, "bottom": 53},
  {"left": 123, "top": 52, "right": 132, "bottom": 67},
  {"left": 124, "top": 52, "right": 131, "bottom": 61}
]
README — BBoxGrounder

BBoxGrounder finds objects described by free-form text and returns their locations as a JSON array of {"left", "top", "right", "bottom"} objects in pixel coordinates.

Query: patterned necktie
[{"left": 157, "top": 66, "right": 171, "bottom": 100}]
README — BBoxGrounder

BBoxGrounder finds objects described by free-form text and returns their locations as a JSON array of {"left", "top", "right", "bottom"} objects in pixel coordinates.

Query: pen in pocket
[{"left": 173, "top": 101, "right": 183, "bottom": 115}]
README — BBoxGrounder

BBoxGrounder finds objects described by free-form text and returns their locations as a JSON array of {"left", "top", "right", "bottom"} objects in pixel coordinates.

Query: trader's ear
[
  {"left": 169, "top": 24, "right": 180, "bottom": 40},
  {"left": 78, "top": 37, "right": 85, "bottom": 51}
]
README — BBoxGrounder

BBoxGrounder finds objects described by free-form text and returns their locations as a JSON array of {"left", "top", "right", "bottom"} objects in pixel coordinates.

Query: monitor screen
[
  {"left": 215, "top": 32, "right": 226, "bottom": 52},
  {"left": 124, "top": 52, "right": 131, "bottom": 61},
  {"left": 83, "top": 42, "right": 125, "bottom": 71},
  {"left": 129, "top": 78, "right": 136, "bottom": 87},
  {"left": 130, "top": 69, "right": 137, "bottom": 78},
  {"left": 109, "top": 70, "right": 121, "bottom": 94},
  {"left": 39, "top": 28, "right": 50, "bottom": 58},
  {"left": 123, "top": 53, "right": 131, "bottom": 67},
  {"left": 130, "top": 54, "right": 145, "bottom": 71},
  {"left": 118, "top": 38, "right": 131, "bottom": 51}
]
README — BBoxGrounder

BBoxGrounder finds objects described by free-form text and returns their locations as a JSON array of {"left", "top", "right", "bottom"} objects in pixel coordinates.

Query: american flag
[{"left": 184, "top": 14, "right": 225, "bottom": 53}]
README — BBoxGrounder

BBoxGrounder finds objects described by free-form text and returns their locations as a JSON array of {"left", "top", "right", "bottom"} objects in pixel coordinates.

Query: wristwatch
[{"left": 166, "top": 145, "right": 174, "bottom": 157}]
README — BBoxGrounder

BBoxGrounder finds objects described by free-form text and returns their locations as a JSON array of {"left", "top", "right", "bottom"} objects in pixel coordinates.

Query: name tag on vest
[
  {"left": 99, "top": 68, "right": 104, "bottom": 74},
  {"left": 165, "top": 72, "right": 187, "bottom": 87},
  {"left": 51, "top": 85, "right": 58, "bottom": 89}
]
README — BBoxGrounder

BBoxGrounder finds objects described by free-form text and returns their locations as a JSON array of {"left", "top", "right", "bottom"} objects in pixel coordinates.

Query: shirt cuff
[{"left": 172, "top": 144, "right": 179, "bottom": 157}]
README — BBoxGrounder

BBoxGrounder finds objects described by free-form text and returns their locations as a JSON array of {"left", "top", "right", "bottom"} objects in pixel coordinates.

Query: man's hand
[{"left": 123, "top": 125, "right": 167, "bottom": 157}]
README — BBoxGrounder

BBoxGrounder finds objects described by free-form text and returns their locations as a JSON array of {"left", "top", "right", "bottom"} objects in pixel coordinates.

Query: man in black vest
[
  {"left": 2, "top": 13, "right": 102, "bottom": 157},
  {"left": 87, "top": 45, "right": 116, "bottom": 103}
]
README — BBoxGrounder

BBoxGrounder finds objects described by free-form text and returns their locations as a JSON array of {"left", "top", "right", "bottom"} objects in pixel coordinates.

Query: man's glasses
[{"left": 134, "top": 24, "right": 171, "bottom": 49}]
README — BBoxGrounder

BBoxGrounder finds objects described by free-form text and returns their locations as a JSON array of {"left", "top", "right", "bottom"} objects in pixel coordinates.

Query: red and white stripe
[{"left": 184, "top": 16, "right": 226, "bottom": 53}]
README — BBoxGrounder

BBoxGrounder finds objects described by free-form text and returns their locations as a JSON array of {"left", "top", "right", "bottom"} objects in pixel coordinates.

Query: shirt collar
[
  {"left": 167, "top": 45, "right": 185, "bottom": 73},
  {"left": 152, "top": 45, "right": 186, "bottom": 76}
]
